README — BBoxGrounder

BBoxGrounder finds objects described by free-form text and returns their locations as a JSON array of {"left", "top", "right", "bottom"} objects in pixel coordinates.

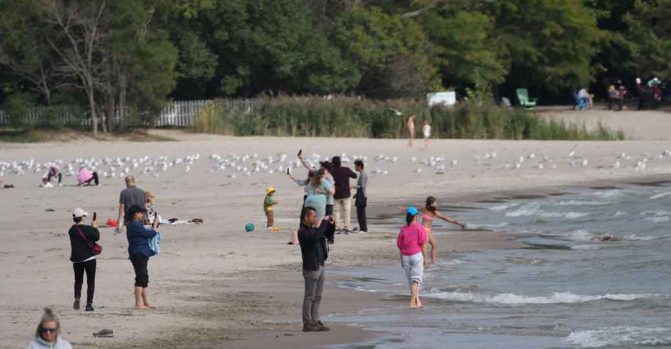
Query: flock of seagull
[{"left": 1, "top": 147, "right": 671, "bottom": 184}]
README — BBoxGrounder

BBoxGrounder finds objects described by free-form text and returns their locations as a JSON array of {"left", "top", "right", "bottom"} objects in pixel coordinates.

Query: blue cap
[{"left": 406, "top": 206, "right": 419, "bottom": 216}]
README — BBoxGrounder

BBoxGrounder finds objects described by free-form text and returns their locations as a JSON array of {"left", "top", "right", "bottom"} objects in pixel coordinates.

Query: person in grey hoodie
[
  {"left": 354, "top": 160, "right": 368, "bottom": 233},
  {"left": 25, "top": 308, "right": 72, "bottom": 349}
]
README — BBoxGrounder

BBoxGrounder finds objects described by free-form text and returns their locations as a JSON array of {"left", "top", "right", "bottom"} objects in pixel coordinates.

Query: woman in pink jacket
[{"left": 397, "top": 206, "right": 427, "bottom": 308}]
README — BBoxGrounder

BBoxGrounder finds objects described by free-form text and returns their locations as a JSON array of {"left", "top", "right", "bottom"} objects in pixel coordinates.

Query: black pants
[
  {"left": 130, "top": 254, "right": 149, "bottom": 288},
  {"left": 73, "top": 259, "right": 96, "bottom": 305},
  {"left": 47, "top": 172, "right": 62, "bottom": 184},
  {"left": 356, "top": 205, "right": 368, "bottom": 232},
  {"left": 82, "top": 172, "right": 99, "bottom": 186}
]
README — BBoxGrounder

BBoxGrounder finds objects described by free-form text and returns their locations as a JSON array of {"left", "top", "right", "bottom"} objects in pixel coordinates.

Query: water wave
[
  {"left": 423, "top": 291, "right": 661, "bottom": 305},
  {"left": 566, "top": 326, "right": 671, "bottom": 348},
  {"left": 649, "top": 191, "right": 671, "bottom": 200},
  {"left": 489, "top": 203, "right": 519, "bottom": 211},
  {"left": 505, "top": 205, "right": 590, "bottom": 219},
  {"left": 556, "top": 200, "right": 611, "bottom": 206}
]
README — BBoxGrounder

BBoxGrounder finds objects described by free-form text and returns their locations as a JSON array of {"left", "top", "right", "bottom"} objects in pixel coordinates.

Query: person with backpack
[{"left": 67, "top": 208, "right": 100, "bottom": 312}]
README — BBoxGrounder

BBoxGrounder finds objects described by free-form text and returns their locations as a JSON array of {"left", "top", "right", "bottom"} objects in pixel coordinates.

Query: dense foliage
[{"left": 0, "top": 0, "right": 667, "bottom": 134}]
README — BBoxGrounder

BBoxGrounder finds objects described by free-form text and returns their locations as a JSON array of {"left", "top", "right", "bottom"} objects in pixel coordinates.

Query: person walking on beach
[
  {"left": 264, "top": 186, "right": 278, "bottom": 230},
  {"left": 397, "top": 207, "right": 427, "bottom": 309},
  {"left": 420, "top": 196, "right": 465, "bottom": 265},
  {"left": 422, "top": 119, "right": 431, "bottom": 149},
  {"left": 126, "top": 204, "right": 160, "bottom": 309},
  {"left": 25, "top": 308, "right": 72, "bottom": 349},
  {"left": 68, "top": 208, "right": 100, "bottom": 312},
  {"left": 76, "top": 165, "right": 99, "bottom": 186},
  {"left": 407, "top": 114, "right": 417, "bottom": 147},
  {"left": 353, "top": 160, "right": 368, "bottom": 233},
  {"left": 330, "top": 156, "right": 357, "bottom": 233},
  {"left": 298, "top": 207, "right": 336, "bottom": 332},
  {"left": 116, "top": 176, "right": 146, "bottom": 234}
]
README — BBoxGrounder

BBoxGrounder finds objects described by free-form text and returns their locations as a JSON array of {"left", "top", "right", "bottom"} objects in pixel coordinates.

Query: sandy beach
[{"left": 1, "top": 110, "right": 670, "bottom": 348}]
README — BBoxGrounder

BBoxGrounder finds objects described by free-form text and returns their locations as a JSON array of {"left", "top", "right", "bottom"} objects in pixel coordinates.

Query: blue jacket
[{"left": 126, "top": 220, "right": 158, "bottom": 258}]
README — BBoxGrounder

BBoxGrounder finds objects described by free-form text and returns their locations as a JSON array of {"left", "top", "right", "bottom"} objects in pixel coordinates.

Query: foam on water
[
  {"left": 566, "top": 326, "right": 671, "bottom": 348},
  {"left": 649, "top": 191, "right": 671, "bottom": 200},
  {"left": 556, "top": 200, "right": 612, "bottom": 206},
  {"left": 505, "top": 205, "right": 590, "bottom": 219},
  {"left": 422, "top": 291, "right": 661, "bottom": 305}
]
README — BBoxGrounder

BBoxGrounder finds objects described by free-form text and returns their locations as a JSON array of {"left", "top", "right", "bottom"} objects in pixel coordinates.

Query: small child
[
  {"left": 422, "top": 119, "right": 431, "bottom": 149},
  {"left": 264, "top": 186, "right": 278, "bottom": 230}
]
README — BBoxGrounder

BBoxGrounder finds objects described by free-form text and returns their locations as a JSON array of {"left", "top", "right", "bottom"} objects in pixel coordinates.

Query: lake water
[{"left": 329, "top": 183, "right": 671, "bottom": 349}]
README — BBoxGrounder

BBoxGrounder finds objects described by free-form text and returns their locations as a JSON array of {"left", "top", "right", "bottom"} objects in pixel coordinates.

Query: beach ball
[{"left": 245, "top": 223, "right": 255, "bottom": 232}]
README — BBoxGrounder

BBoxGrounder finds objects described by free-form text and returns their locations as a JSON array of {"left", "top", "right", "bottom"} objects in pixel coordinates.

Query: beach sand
[{"left": 1, "top": 111, "right": 671, "bottom": 348}]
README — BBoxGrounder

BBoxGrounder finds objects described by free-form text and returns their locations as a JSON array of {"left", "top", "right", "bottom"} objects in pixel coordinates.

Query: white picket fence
[{"left": 0, "top": 99, "right": 260, "bottom": 128}]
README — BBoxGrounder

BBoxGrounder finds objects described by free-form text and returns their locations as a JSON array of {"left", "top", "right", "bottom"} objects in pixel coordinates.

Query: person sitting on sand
[
  {"left": 41, "top": 164, "right": 62, "bottom": 187},
  {"left": 397, "top": 207, "right": 427, "bottom": 309},
  {"left": 298, "top": 207, "right": 335, "bottom": 332},
  {"left": 25, "top": 308, "right": 72, "bottom": 349},
  {"left": 76, "top": 165, "right": 99, "bottom": 186},
  {"left": 68, "top": 208, "right": 100, "bottom": 312},
  {"left": 126, "top": 204, "right": 160, "bottom": 309}
]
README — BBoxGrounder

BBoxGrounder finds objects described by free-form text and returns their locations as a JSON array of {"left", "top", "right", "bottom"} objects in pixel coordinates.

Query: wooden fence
[{"left": 0, "top": 99, "right": 260, "bottom": 128}]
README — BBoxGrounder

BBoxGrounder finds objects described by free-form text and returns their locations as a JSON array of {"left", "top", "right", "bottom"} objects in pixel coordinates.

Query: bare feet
[
  {"left": 144, "top": 304, "right": 156, "bottom": 309},
  {"left": 134, "top": 305, "right": 147, "bottom": 309}
]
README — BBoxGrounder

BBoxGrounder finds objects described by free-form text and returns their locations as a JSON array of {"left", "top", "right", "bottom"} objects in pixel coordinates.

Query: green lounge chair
[{"left": 516, "top": 88, "right": 538, "bottom": 109}]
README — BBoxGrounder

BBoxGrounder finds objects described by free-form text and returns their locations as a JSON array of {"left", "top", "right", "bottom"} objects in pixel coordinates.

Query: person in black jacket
[
  {"left": 329, "top": 156, "right": 357, "bottom": 233},
  {"left": 68, "top": 208, "right": 100, "bottom": 312},
  {"left": 298, "top": 207, "right": 335, "bottom": 332}
]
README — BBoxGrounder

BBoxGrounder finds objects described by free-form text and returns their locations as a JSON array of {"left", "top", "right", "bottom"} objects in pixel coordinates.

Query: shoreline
[{"left": 1, "top": 135, "right": 671, "bottom": 348}]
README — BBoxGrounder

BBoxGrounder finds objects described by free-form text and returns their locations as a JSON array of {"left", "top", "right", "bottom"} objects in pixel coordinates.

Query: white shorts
[{"left": 402, "top": 252, "right": 424, "bottom": 288}]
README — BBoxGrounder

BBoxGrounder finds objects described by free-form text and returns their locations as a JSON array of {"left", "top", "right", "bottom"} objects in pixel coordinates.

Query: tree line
[{"left": 0, "top": 0, "right": 668, "bottom": 135}]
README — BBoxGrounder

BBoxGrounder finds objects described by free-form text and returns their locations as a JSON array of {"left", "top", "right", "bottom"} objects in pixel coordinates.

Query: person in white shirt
[{"left": 422, "top": 120, "right": 432, "bottom": 149}]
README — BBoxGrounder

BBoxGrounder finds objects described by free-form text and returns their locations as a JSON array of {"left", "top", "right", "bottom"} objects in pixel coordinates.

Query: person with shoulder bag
[{"left": 68, "top": 208, "right": 101, "bottom": 312}]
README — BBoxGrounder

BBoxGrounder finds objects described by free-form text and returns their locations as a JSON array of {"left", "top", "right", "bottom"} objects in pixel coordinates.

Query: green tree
[
  {"left": 335, "top": 6, "right": 440, "bottom": 98},
  {"left": 493, "top": 0, "right": 604, "bottom": 91},
  {"left": 624, "top": 0, "right": 671, "bottom": 78},
  {"left": 423, "top": 7, "right": 506, "bottom": 94}
]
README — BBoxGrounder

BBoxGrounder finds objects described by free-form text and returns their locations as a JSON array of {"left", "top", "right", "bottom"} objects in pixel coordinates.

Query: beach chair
[{"left": 515, "top": 88, "right": 538, "bottom": 109}]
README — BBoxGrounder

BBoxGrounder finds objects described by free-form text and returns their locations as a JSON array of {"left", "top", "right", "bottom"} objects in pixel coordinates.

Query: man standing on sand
[
  {"left": 298, "top": 207, "right": 335, "bottom": 332},
  {"left": 353, "top": 160, "right": 368, "bottom": 233},
  {"left": 115, "top": 176, "right": 146, "bottom": 234},
  {"left": 329, "top": 156, "right": 357, "bottom": 234}
]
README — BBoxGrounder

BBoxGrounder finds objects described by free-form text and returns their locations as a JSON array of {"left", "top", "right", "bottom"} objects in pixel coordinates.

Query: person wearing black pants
[
  {"left": 68, "top": 207, "right": 100, "bottom": 311},
  {"left": 354, "top": 160, "right": 368, "bottom": 233},
  {"left": 126, "top": 204, "right": 159, "bottom": 309}
]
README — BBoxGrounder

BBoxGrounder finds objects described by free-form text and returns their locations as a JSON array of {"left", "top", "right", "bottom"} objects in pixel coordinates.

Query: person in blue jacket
[{"left": 126, "top": 204, "right": 159, "bottom": 309}]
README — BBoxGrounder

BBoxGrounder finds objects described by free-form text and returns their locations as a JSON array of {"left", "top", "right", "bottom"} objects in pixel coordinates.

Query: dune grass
[{"left": 193, "top": 96, "right": 624, "bottom": 141}]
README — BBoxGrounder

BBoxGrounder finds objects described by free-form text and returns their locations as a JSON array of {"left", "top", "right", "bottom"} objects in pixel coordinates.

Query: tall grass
[{"left": 193, "top": 96, "right": 624, "bottom": 140}]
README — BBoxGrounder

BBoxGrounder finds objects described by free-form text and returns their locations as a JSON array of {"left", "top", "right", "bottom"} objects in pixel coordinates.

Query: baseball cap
[
  {"left": 406, "top": 206, "right": 419, "bottom": 216},
  {"left": 73, "top": 208, "right": 88, "bottom": 218},
  {"left": 127, "top": 204, "right": 146, "bottom": 217}
]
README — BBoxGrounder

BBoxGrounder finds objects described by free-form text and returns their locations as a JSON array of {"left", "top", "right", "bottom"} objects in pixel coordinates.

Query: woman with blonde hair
[{"left": 25, "top": 308, "right": 72, "bottom": 349}]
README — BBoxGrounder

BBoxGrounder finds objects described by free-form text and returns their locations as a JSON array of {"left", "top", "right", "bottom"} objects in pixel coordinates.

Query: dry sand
[{"left": 1, "top": 111, "right": 671, "bottom": 348}]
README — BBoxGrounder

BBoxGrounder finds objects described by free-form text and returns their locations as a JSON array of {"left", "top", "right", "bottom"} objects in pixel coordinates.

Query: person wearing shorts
[
  {"left": 126, "top": 204, "right": 159, "bottom": 309},
  {"left": 397, "top": 206, "right": 427, "bottom": 309}
]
